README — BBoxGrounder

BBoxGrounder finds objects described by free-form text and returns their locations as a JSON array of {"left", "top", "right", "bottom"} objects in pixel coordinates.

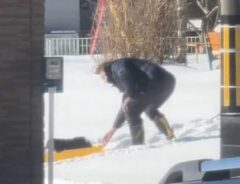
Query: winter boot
[
  {"left": 129, "top": 124, "right": 145, "bottom": 145},
  {"left": 154, "top": 114, "right": 175, "bottom": 140}
]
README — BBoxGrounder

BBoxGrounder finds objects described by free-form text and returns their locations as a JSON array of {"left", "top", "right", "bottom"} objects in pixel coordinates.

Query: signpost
[{"left": 44, "top": 57, "right": 64, "bottom": 184}]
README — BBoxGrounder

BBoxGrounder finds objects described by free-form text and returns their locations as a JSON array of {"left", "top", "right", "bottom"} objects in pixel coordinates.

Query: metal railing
[
  {"left": 186, "top": 36, "right": 201, "bottom": 53},
  {"left": 44, "top": 36, "right": 202, "bottom": 56},
  {"left": 45, "top": 37, "right": 92, "bottom": 56}
]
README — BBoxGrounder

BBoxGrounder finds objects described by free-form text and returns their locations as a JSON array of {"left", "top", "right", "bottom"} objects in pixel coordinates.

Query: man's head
[{"left": 95, "top": 62, "right": 113, "bottom": 83}]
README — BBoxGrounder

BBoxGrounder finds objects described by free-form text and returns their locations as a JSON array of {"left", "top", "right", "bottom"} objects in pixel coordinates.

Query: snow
[
  {"left": 44, "top": 54, "right": 221, "bottom": 184},
  {"left": 189, "top": 19, "right": 202, "bottom": 30}
]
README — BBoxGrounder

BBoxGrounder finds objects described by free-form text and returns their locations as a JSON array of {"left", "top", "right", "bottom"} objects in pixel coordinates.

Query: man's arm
[
  {"left": 113, "top": 107, "right": 125, "bottom": 128},
  {"left": 103, "top": 102, "right": 126, "bottom": 147},
  {"left": 112, "top": 61, "right": 145, "bottom": 99},
  {"left": 117, "top": 68, "right": 139, "bottom": 98}
]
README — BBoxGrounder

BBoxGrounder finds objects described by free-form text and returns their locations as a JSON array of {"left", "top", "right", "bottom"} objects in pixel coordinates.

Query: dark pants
[{"left": 124, "top": 77, "right": 175, "bottom": 144}]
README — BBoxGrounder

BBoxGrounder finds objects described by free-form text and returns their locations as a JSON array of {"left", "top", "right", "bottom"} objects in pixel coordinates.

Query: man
[{"left": 95, "top": 58, "right": 175, "bottom": 146}]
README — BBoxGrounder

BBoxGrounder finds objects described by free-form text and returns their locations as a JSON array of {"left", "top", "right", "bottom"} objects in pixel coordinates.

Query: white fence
[
  {"left": 44, "top": 36, "right": 201, "bottom": 57},
  {"left": 45, "top": 37, "right": 92, "bottom": 57}
]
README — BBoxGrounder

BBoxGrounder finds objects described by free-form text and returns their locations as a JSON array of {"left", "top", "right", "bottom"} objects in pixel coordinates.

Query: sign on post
[
  {"left": 43, "top": 57, "right": 63, "bottom": 92},
  {"left": 43, "top": 57, "right": 64, "bottom": 184}
]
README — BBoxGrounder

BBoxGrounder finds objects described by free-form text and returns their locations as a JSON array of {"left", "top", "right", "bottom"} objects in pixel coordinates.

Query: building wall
[
  {"left": 79, "top": 0, "right": 97, "bottom": 37},
  {"left": 0, "top": 0, "right": 44, "bottom": 183},
  {"left": 80, "top": 4, "right": 93, "bottom": 36},
  {"left": 45, "top": 0, "right": 80, "bottom": 34}
]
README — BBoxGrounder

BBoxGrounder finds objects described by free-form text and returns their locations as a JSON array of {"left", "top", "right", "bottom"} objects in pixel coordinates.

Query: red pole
[{"left": 89, "top": 0, "right": 106, "bottom": 55}]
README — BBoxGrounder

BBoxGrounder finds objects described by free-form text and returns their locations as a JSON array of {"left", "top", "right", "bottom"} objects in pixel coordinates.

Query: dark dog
[{"left": 52, "top": 137, "right": 92, "bottom": 152}]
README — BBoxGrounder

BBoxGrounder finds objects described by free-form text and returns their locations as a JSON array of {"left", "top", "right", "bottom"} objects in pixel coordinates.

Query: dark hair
[{"left": 95, "top": 62, "right": 113, "bottom": 75}]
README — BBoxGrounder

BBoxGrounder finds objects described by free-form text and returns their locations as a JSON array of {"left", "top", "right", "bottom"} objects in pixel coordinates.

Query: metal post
[
  {"left": 220, "top": 0, "right": 240, "bottom": 158},
  {"left": 48, "top": 87, "right": 56, "bottom": 184}
]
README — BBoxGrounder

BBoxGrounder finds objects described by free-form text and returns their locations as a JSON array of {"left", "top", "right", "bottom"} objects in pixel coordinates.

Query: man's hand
[{"left": 103, "top": 128, "right": 117, "bottom": 147}]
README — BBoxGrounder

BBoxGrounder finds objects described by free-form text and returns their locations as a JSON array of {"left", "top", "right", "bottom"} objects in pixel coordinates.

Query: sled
[{"left": 44, "top": 145, "right": 104, "bottom": 162}]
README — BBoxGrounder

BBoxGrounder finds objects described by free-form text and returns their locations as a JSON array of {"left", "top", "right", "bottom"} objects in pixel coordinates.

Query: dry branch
[{"left": 97, "top": 0, "right": 187, "bottom": 63}]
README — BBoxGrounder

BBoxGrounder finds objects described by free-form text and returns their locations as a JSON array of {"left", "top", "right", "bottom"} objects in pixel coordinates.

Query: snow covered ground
[{"left": 44, "top": 54, "right": 221, "bottom": 184}]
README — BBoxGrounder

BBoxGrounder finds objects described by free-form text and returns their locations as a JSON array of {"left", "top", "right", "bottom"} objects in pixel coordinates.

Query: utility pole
[{"left": 220, "top": 0, "right": 240, "bottom": 158}]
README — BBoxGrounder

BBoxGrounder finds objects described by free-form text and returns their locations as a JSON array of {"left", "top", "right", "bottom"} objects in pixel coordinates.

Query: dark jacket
[{"left": 106, "top": 58, "right": 175, "bottom": 98}]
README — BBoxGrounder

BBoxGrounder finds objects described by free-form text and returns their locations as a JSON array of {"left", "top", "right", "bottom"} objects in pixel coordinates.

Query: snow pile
[{"left": 44, "top": 54, "right": 221, "bottom": 184}]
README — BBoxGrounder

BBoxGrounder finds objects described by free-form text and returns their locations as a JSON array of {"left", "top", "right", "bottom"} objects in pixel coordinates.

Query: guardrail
[{"left": 45, "top": 36, "right": 202, "bottom": 57}]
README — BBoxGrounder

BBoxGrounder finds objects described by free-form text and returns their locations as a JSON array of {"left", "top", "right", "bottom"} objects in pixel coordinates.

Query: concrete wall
[
  {"left": 45, "top": 0, "right": 80, "bottom": 34},
  {"left": 0, "top": 0, "right": 44, "bottom": 183}
]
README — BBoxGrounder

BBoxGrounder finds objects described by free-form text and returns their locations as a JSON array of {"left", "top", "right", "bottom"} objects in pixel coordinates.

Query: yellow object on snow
[{"left": 44, "top": 145, "right": 104, "bottom": 162}]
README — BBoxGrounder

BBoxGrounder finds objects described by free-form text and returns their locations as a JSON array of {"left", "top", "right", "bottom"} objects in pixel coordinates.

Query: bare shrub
[{"left": 97, "top": 0, "right": 186, "bottom": 63}]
